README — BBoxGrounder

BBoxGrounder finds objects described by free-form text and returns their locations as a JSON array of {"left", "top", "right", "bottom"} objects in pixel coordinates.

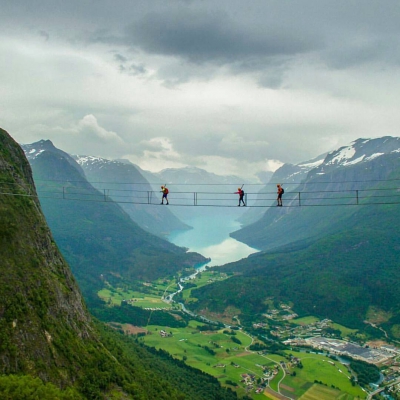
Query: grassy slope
[
  {"left": 140, "top": 323, "right": 364, "bottom": 399},
  {"left": 190, "top": 200, "right": 400, "bottom": 331}
]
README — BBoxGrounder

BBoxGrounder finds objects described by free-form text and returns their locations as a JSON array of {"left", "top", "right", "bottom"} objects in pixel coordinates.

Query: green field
[
  {"left": 298, "top": 383, "right": 361, "bottom": 400},
  {"left": 181, "top": 270, "right": 230, "bottom": 300},
  {"left": 329, "top": 322, "right": 359, "bottom": 338},
  {"left": 98, "top": 288, "right": 173, "bottom": 308},
  {"left": 269, "top": 367, "right": 283, "bottom": 392},
  {"left": 281, "top": 352, "right": 365, "bottom": 399},
  {"left": 142, "top": 324, "right": 277, "bottom": 397},
  {"left": 291, "top": 316, "right": 320, "bottom": 326},
  {"left": 140, "top": 323, "right": 366, "bottom": 399},
  {"left": 100, "top": 273, "right": 367, "bottom": 399}
]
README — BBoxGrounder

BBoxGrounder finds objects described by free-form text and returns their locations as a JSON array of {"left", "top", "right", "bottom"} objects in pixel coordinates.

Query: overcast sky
[{"left": 1, "top": 1, "right": 400, "bottom": 181}]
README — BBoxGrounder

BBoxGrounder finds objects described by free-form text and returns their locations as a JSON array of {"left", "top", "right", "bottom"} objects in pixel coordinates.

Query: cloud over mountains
[{"left": 1, "top": 0, "right": 400, "bottom": 181}]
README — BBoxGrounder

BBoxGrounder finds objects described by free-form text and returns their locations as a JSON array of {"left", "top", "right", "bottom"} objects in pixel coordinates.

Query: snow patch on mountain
[
  {"left": 26, "top": 148, "right": 45, "bottom": 159},
  {"left": 75, "top": 155, "right": 109, "bottom": 165},
  {"left": 365, "top": 153, "right": 384, "bottom": 161},
  {"left": 298, "top": 159, "right": 325, "bottom": 169},
  {"left": 343, "top": 155, "right": 365, "bottom": 166},
  {"left": 327, "top": 146, "right": 356, "bottom": 165}
]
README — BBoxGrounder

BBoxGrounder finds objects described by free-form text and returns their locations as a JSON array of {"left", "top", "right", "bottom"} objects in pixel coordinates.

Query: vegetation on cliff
[{"left": 0, "top": 127, "right": 239, "bottom": 399}]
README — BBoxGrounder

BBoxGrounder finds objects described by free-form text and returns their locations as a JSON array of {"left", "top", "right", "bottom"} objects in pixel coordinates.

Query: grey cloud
[
  {"left": 114, "top": 52, "right": 147, "bottom": 76},
  {"left": 125, "top": 8, "right": 322, "bottom": 67},
  {"left": 323, "top": 39, "right": 400, "bottom": 70},
  {"left": 139, "top": 140, "right": 165, "bottom": 152},
  {"left": 256, "top": 71, "right": 285, "bottom": 89},
  {"left": 114, "top": 54, "right": 127, "bottom": 63},
  {"left": 172, "top": 133, "right": 272, "bottom": 163},
  {"left": 5, "top": 0, "right": 400, "bottom": 75},
  {"left": 128, "top": 63, "right": 146, "bottom": 75},
  {"left": 38, "top": 30, "right": 49, "bottom": 41},
  {"left": 171, "top": 122, "right": 346, "bottom": 166}
]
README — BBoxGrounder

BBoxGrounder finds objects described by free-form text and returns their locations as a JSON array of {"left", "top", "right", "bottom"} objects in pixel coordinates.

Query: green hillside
[
  {"left": 0, "top": 128, "right": 95, "bottom": 387},
  {"left": 232, "top": 153, "right": 400, "bottom": 252},
  {"left": 26, "top": 148, "right": 206, "bottom": 304},
  {"left": 191, "top": 198, "right": 400, "bottom": 335},
  {"left": 0, "top": 127, "right": 240, "bottom": 399}
]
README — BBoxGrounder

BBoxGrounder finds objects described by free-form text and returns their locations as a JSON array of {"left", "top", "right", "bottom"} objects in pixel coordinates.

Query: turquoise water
[{"left": 168, "top": 212, "right": 258, "bottom": 267}]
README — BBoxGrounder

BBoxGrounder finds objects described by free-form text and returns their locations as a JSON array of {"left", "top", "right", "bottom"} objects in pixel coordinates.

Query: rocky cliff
[{"left": 0, "top": 127, "right": 96, "bottom": 385}]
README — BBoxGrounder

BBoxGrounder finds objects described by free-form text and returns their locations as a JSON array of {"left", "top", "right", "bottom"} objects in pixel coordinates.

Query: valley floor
[{"left": 97, "top": 269, "right": 400, "bottom": 399}]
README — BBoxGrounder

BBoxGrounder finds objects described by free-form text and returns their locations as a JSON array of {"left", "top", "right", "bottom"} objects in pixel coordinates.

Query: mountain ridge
[
  {"left": 189, "top": 136, "right": 400, "bottom": 337},
  {"left": 21, "top": 140, "right": 207, "bottom": 306},
  {"left": 232, "top": 136, "right": 400, "bottom": 251},
  {"left": 1, "top": 128, "right": 100, "bottom": 386},
  {"left": 1, "top": 127, "right": 240, "bottom": 399},
  {"left": 23, "top": 140, "right": 191, "bottom": 236}
]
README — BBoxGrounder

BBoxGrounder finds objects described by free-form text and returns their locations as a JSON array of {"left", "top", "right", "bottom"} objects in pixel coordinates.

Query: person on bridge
[
  {"left": 234, "top": 187, "right": 246, "bottom": 207},
  {"left": 277, "top": 184, "right": 284, "bottom": 207},
  {"left": 160, "top": 185, "right": 169, "bottom": 205}
]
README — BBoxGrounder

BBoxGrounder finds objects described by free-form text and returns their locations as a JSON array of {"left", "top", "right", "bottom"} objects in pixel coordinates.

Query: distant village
[
  {"left": 125, "top": 278, "right": 400, "bottom": 397},
  {"left": 251, "top": 303, "right": 400, "bottom": 396}
]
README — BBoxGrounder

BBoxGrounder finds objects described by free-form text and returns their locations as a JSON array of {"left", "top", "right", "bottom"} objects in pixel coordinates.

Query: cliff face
[
  {"left": 0, "top": 128, "right": 240, "bottom": 399},
  {"left": 0, "top": 128, "right": 95, "bottom": 384}
]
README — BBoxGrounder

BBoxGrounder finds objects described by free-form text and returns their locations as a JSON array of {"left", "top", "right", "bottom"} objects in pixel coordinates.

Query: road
[{"left": 366, "top": 376, "right": 400, "bottom": 400}]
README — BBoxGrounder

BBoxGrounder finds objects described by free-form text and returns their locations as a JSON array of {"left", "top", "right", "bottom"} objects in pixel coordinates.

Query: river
[{"left": 168, "top": 211, "right": 259, "bottom": 267}]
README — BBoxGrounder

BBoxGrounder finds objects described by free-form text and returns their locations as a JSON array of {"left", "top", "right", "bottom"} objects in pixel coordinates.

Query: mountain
[
  {"left": 21, "top": 140, "right": 207, "bottom": 303},
  {"left": 0, "top": 129, "right": 95, "bottom": 387},
  {"left": 147, "top": 166, "right": 250, "bottom": 186},
  {"left": 231, "top": 137, "right": 400, "bottom": 251},
  {"left": 72, "top": 154, "right": 190, "bottom": 236},
  {"left": 236, "top": 152, "right": 326, "bottom": 226},
  {"left": 23, "top": 141, "right": 189, "bottom": 236},
  {"left": 190, "top": 197, "right": 400, "bottom": 335},
  {"left": 1, "top": 127, "right": 239, "bottom": 399},
  {"left": 189, "top": 136, "right": 400, "bottom": 336}
]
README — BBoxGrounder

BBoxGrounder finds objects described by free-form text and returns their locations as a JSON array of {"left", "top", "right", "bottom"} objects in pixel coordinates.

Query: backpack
[
  {"left": 164, "top": 188, "right": 169, "bottom": 194},
  {"left": 240, "top": 189, "right": 244, "bottom": 196},
  {"left": 281, "top": 188, "right": 284, "bottom": 194}
]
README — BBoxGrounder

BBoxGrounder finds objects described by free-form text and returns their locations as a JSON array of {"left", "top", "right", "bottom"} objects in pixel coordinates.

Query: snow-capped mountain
[
  {"left": 232, "top": 136, "right": 400, "bottom": 251},
  {"left": 72, "top": 154, "right": 191, "bottom": 235},
  {"left": 23, "top": 139, "right": 85, "bottom": 178},
  {"left": 237, "top": 152, "right": 326, "bottom": 225},
  {"left": 314, "top": 136, "right": 400, "bottom": 174},
  {"left": 22, "top": 141, "right": 190, "bottom": 236}
]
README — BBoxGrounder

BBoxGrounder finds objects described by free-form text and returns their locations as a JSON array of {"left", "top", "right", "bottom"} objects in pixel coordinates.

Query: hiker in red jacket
[
  {"left": 277, "top": 184, "right": 284, "bottom": 207},
  {"left": 160, "top": 185, "right": 169, "bottom": 205},
  {"left": 234, "top": 187, "right": 246, "bottom": 207}
]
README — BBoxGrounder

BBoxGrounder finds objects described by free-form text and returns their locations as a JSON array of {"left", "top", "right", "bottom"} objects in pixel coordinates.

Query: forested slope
[
  {"left": 191, "top": 186, "right": 400, "bottom": 335},
  {"left": 0, "top": 127, "right": 239, "bottom": 399},
  {"left": 22, "top": 142, "right": 206, "bottom": 303},
  {"left": 232, "top": 137, "right": 400, "bottom": 252}
]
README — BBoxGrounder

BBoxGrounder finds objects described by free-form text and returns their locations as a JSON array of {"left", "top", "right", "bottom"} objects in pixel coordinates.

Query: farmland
[{"left": 140, "top": 322, "right": 365, "bottom": 399}]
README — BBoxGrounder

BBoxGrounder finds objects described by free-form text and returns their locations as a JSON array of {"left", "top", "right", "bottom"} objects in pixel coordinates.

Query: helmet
[{"left": 238, "top": 188, "right": 241, "bottom": 190}]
